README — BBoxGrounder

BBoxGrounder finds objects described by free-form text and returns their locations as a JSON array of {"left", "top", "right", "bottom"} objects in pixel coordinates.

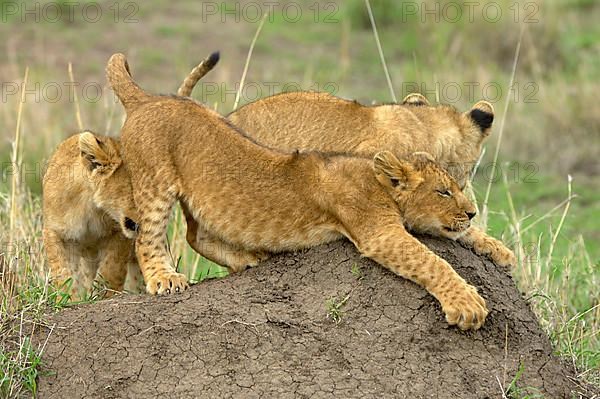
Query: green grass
[
  {"left": 474, "top": 173, "right": 599, "bottom": 383},
  {"left": 350, "top": 263, "right": 363, "bottom": 280},
  {"left": 0, "top": 337, "right": 42, "bottom": 398},
  {"left": 1, "top": 251, "right": 73, "bottom": 398},
  {"left": 479, "top": 173, "right": 600, "bottom": 262},
  {"left": 504, "top": 362, "right": 544, "bottom": 399},
  {"left": 326, "top": 294, "right": 350, "bottom": 324}
]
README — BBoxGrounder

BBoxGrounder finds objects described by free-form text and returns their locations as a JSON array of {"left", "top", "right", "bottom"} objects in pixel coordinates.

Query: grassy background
[{"left": 0, "top": 0, "right": 598, "bottom": 396}]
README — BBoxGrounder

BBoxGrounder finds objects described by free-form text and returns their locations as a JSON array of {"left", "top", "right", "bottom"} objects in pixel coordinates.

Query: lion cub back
[{"left": 229, "top": 92, "right": 494, "bottom": 188}]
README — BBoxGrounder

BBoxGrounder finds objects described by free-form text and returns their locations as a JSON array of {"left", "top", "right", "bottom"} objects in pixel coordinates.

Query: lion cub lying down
[
  {"left": 42, "top": 52, "right": 219, "bottom": 298},
  {"left": 106, "top": 53, "right": 488, "bottom": 330},
  {"left": 229, "top": 91, "right": 491, "bottom": 190}
]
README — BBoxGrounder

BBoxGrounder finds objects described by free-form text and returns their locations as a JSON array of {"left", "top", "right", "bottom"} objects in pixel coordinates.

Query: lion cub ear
[
  {"left": 402, "top": 93, "right": 430, "bottom": 106},
  {"left": 409, "top": 151, "right": 435, "bottom": 163},
  {"left": 467, "top": 101, "right": 494, "bottom": 136},
  {"left": 78, "top": 131, "right": 121, "bottom": 173},
  {"left": 373, "top": 151, "right": 423, "bottom": 190}
]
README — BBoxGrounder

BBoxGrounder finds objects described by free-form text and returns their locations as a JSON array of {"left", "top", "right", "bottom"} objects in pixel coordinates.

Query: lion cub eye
[{"left": 436, "top": 189, "right": 452, "bottom": 198}]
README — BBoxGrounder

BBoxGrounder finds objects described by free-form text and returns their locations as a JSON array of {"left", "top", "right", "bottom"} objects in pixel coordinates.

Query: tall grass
[{"left": 474, "top": 172, "right": 600, "bottom": 389}]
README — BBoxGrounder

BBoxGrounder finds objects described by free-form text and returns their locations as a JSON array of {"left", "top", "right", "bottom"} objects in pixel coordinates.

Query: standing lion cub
[{"left": 106, "top": 53, "right": 489, "bottom": 330}]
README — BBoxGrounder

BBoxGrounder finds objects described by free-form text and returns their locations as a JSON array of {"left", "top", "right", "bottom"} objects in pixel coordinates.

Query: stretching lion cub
[
  {"left": 178, "top": 65, "right": 512, "bottom": 266},
  {"left": 106, "top": 53, "right": 488, "bottom": 330},
  {"left": 42, "top": 52, "right": 220, "bottom": 298}
]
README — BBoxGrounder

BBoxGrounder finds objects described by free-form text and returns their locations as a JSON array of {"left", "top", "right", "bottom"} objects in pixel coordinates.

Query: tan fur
[
  {"left": 42, "top": 132, "right": 141, "bottom": 299},
  {"left": 106, "top": 53, "right": 490, "bottom": 330},
  {"left": 228, "top": 92, "right": 514, "bottom": 267},
  {"left": 228, "top": 91, "right": 493, "bottom": 190}
]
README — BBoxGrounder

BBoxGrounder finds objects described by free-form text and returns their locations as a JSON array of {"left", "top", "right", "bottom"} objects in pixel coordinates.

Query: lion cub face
[
  {"left": 373, "top": 151, "right": 476, "bottom": 240},
  {"left": 78, "top": 132, "right": 138, "bottom": 239}
]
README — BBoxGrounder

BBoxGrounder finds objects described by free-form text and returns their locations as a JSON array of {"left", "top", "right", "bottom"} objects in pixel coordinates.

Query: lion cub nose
[{"left": 466, "top": 211, "right": 476, "bottom": 220}]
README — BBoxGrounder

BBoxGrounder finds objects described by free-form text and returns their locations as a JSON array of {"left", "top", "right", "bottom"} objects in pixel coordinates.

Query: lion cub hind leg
[
  {"left": 134, "top": 187, "right": 188, "bottom": 295},
  {"left": 458, "top": 226, "right": 516, "bottom": 267},
  {"left": 96, "top": 233, "right": 135, "bottom": 297},
  {"left": 182, "top": 204, "right": 269, "bottom": 272},
  {"left": 124, "top": 261, "right": 145, "bottom": 293},
  {"left": 350, "top": 222, "right": 488, "bottom": 330}
]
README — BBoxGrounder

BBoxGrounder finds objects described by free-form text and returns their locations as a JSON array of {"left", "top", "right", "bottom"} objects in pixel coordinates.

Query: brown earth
[{"left": 34, "top": 236, "right": 593, "bottom": 399}]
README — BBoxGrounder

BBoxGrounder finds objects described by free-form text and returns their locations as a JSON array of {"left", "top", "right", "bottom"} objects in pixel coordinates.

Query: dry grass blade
[
  {"left": 9, "top": 67, "right": 29, "bottom": 257},
  {"left": 519, "top": 193, "right": 577, "bottom": 236},
  {"left": 364, "top": 0, "right": 397, "bottom": 103},
  {"left": 68, "top": 62, "right": 84, "bottom": 131},
  {"left": 545, "top": 175, "right": 573, "bottom": 268},
  {"left": 233, "top": 13, "right": 269, "bottom": 110}
]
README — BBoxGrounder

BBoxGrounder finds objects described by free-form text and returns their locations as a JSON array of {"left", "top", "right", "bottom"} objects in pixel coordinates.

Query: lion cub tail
[
  {"left": 177, "top": 51, "right": 220, "bottom": 97},
  {"left": 106, "top": 53, "right": 151, "bottom": 113}
]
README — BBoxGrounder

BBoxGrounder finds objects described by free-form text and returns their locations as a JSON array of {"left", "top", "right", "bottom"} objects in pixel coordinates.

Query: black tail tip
[{"left": 207, "top": 51, "right": 220, "bottom": 67}]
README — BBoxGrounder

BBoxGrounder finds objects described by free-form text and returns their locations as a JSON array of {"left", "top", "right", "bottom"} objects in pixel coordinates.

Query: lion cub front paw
[
  {"left": 145, "top": 271, "right": 188, "bottom": 295},
  {"left": 441, "top": 283, "right": 488, "bottom": 331},
  {"left": 475, "top": 238, "right": 516, "bottom": 268}
]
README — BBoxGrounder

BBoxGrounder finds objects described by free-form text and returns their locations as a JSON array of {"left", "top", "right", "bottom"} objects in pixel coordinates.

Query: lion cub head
[
  {"left": 373, "top": 151, "right": 476, "bottom": 240},
  {"left": 401, "top": 93, "right": 495, "bottom": 189},
  {"left": 78, "top": 131, "right": 138, "bottom": 238}
]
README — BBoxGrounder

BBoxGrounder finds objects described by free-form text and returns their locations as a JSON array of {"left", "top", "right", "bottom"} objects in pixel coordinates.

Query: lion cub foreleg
[
  {"left": 350, "top": 223, "right": 488, "bottom": 330},
  {"left": 43, "top": 228, "right": 74, "bottom": 294},
  {"left": 457, "top": 226, "right": 516, "bottom": 267},
  {"left": 134, "top": 190, "right": 188, "bottom": 295}
]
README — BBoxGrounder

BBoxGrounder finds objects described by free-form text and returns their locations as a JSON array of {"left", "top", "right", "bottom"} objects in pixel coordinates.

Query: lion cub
[
  {"left": 43, "top": 132, "right": 140, "bottom": 299},
  {"left": 229, "top": 91, "right": 492, "bottom": 189},
  {"left": 106, "top": 53, "right": 488, "bottom": 330},
  {"left": 42, "top": 52, "right": 219, "bottom": 298}
]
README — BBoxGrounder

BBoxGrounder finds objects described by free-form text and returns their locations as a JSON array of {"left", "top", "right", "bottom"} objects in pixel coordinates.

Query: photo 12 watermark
[
  {"left": 0, "top": 79, "right": 341, "bottom": 105},
  {"left": 1, "top": 80, "right": 105, "bottom": 104},
  {"left": 401, "top": 81, "right": 539, "bottom": 104},
  {"left": 200, "top": 1, "right": 340, "bottom": 23},
  {"left": 1, "top": 1, "right": 139, "bottom": 24},
  {"left": 396, "top": 1, "right": 539, "bottom": 24}
]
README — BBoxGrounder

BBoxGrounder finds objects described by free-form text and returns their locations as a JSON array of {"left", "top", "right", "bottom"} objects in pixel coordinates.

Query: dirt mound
[{"left": 35, "top": 236, "right": 588, "bottom": 398}]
